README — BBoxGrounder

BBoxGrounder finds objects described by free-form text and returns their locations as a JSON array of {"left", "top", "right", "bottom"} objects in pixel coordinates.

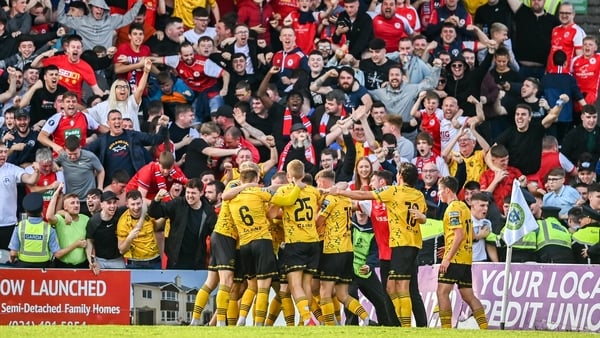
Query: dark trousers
[
  {"left": 380, "top": 259, "right": 428, "bottom": 327},
  {"left": 346, "top": 272, "right": 400, "bottom": 326},
  {"left": 0, "top": 224, "right": 16, "bottom": 250}
]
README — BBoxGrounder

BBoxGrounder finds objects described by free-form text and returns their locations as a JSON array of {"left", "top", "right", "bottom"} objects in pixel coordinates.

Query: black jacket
[
  {"left": 332, "top": 11, "right": 373, "bottom": 59},
  {"left": 148, "top": 196, "right": 216, "bottom": 269}
]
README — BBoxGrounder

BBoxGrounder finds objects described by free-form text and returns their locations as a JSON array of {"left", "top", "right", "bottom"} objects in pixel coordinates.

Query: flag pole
[{"left": 499, "top": 246, "right": 513, "bottom": 330}]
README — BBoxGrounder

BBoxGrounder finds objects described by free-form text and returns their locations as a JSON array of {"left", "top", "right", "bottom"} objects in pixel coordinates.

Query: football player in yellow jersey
[
  {"left": 190, "top": 178, "right": 249, "bottom": 326},
  {"left": 228, "top": 162, "right": 301, "bottom": 326},
  {"left": 437, "top": 176, "right": 488, "bottom": 329},
  {"left": 315, "top": 170, "right": 374, "bottom": 326},
  {"left": 328, "top": 163, "right": 427, "bottom": 327},
  {"left": 270, "top": 159, "right": 321, "bottom": 326},
  {"left": 265, "top": 171, "right": 296, "bottom": 326}
]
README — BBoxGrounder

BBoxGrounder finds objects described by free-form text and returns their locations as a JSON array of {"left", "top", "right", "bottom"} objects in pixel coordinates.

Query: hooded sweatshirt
[{"left": 56, "top": 0, "right": 143, "bottom": 50}]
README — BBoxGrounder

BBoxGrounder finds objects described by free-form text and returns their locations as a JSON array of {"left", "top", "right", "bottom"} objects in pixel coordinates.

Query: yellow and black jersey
[
  {"left": 214, "top": 180, "right": 240, "bottom": 240},
  {"left": 372, "top": 185, "right": 426, "bottom": 249},
  {"left": 273, "top": 184, "right": 320, "bottom": 244},
  {"left": 443, "top": 200, "right": 473, "bottom": 265},
  {"left": 268, "top": 217, "right": 285, "bottom": 255},
  {"left": 319, "top": 194, "right": 353, "bottom": 254},
  {"left": 228, "top": 186, "right": 299, "bottom": 246}
]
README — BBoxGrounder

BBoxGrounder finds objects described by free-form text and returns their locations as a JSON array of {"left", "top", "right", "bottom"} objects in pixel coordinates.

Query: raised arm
[
  {"left": 257, "top": 66, "right": 278, "bottom": 109},
  {"left": 310, "top": 68, "right": 337, "bottom": 94},
  {"left": 118, "top": 202, "right": 147, "bottom": 254},
  {"left": 262, "top": 136, "right": 279, "bottom": 174},
  {"left": 46, "top": 182, "right": 64, "bottom": 225},
  {"left": 133, "top": 58, "right": 152, "bottom": 105},
  {"left": 16, "top": 79, "right": 43, "bottom": 109},
  {"left": 410, "top": 91, "right": 427, "bottom": 119},
  {"left": 0, "top": 67, "right": 18, "bottom": 103},
  {"left": 542, "top": 94, "right": 569, "bottom": 129}
]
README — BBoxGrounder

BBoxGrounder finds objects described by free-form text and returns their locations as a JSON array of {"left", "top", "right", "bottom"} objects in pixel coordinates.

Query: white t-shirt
[
  {"left": 472, "top": 217, "right": 490, "bottom": 262},
  {"left": 234, "top": 43, "right": 254, "bottom": 74},
  {"left": 183, "top": 27, "right": 217, "bottom": 44},
  {"left": 87, "top": 95, "right": 141, "bottom": 131},
  {"left": 0, "top": 163, "right": 25, "bottom": 227}
]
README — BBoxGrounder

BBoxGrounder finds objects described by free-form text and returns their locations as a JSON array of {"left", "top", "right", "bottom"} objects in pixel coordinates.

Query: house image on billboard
[{"left": 131, "top": 275, "right": 214, "bottom": 325}]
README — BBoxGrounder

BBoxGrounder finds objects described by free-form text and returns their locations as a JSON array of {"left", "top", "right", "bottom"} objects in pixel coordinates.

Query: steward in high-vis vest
[
  {"left": 572, "top": 205, "right": 600, "bottom": 264},
  {"left": 535, "top": 206, "right": 575, "bottom": 263},
  {"left": 8, "top": 193, "right": 63, "bottom": 268},
  {"left": 417, "top": 218, "right": 444, "bottom": 266}
]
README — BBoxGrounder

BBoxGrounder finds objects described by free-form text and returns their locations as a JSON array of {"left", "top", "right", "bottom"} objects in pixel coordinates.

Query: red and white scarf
[
  {"left": 277, "top": 141, "right": 316, "bottom": 171},
  {"left": 282, "top": 107, "right": 312, "bottom": 136},
  {"left": 318, "top": 108, "right": 347, "bottom": 137}
]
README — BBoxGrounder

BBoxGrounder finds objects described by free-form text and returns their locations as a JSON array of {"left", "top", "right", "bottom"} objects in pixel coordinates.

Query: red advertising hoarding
[{"left": 0, "top": 269, "right": 130, "bottom": 325}]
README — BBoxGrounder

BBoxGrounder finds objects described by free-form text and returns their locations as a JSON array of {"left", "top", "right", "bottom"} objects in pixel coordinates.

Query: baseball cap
[
  {"left": 101, "top": 191, "right": 119, "bottom": 202},
  {"left": 578, "top": 161, "right": 594, "bottom": 172},
  {"left": 291, "top": 123, "right": 307, "bottom": 132},
  {"left": 212, "top": 105, "right": 233, "bottom": 118},
  {"left": 14, "top": 108, "right": 29, "bottom": 119}
]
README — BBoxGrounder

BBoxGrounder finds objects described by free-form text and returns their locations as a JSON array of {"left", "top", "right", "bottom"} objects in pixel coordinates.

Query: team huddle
[{"left": 183, "top": 159, "right": 487, "bottom": 328}]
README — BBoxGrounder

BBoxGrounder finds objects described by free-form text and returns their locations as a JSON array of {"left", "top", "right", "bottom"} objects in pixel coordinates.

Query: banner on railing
[
  {"left": 1, "top": 263, "right": 598, "bottom": 331},
  {"left": 0, "top": 269, "right": 130, "bottom": 325},
  {"left": 415, "top": 263, "right": 600, "bottom": 331}
]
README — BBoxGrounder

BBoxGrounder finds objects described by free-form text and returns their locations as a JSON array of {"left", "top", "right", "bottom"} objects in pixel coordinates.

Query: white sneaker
[{"left": 189, "top": 319, "right": 202, "bottom": 326}]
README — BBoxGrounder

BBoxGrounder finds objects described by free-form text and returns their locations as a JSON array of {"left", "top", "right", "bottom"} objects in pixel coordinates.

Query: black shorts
[
  {"left": 277, "top": 245, "right": 288, "bottom": 284},
  {"left": 389, "top": 246, "right": 418, "bottom": 280},
  {"left": 319, "top": 252, "right": 353, "bottom": 283},
  {"left": 208, "top": 232, "right": 237, "bottom": 271},
  {"left": 240, "top": 239, "right": 278, "bottom": 280},
  {"left": 280, "top": 242, "right": 320, "bottom": 275},
  {"left": 438, "top": 263, "right": 473, "bottom": 288}
]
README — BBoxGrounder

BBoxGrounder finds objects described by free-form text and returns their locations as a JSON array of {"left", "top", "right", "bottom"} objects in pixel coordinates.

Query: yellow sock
[
  {"left": 320, "top": 297, "right": 335, "bottom": 325},
  {"left": 439, "top": 309, "right": 452, "bottom": 328},
  {"left": 390, "top": 293, "right": 401, "bottom": 319},
  {"left": 266, "top": 294, "right": 281, "bottom": 326},
  {"left": 310, "top": 295, "right": 323, "bottom": 323},
  {"left": 345, "top": 297, "right": 368, "bottom": 321},
  {"left": 332, "top": 296, "right": 341, "bottom": 323},
  {"left": 227, "top": 299, "right": 239, "bottom": 326},
  {"left": 280, "top": 291, "right": 295, "bottom": 326},
  {"left": 398, "top": 292, "right": 412, "bottom": 328},
  {"left": 295, "top": 296, "right": 311, "bottom": 322},
  {"left": 254, "top": 288, "right": 270, "bottom": 326},
  {"left": 192, "top": 285, "right": 212, "bottom": 319},
  {"left": 473, "top": 307, "right": 488, "bottom": 329},
  {"left": 239, "top": 288, "right": 257, "bottom": 318},
  {"left": 215, "top": 284, "right": 230, "bottom": 324}
]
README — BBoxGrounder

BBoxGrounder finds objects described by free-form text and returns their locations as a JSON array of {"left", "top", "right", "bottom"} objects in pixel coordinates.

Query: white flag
[{"left": 502, "top": 180, "right": 539, "bottom": 246}]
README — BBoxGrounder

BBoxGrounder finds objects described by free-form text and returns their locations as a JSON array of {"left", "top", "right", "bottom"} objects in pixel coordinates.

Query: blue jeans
[
  {"left": 194, "top": 92, "right": 224, "bottom": 123},
  {"left": 126, "top": 256, "right": 162, "bottom": 269}
]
